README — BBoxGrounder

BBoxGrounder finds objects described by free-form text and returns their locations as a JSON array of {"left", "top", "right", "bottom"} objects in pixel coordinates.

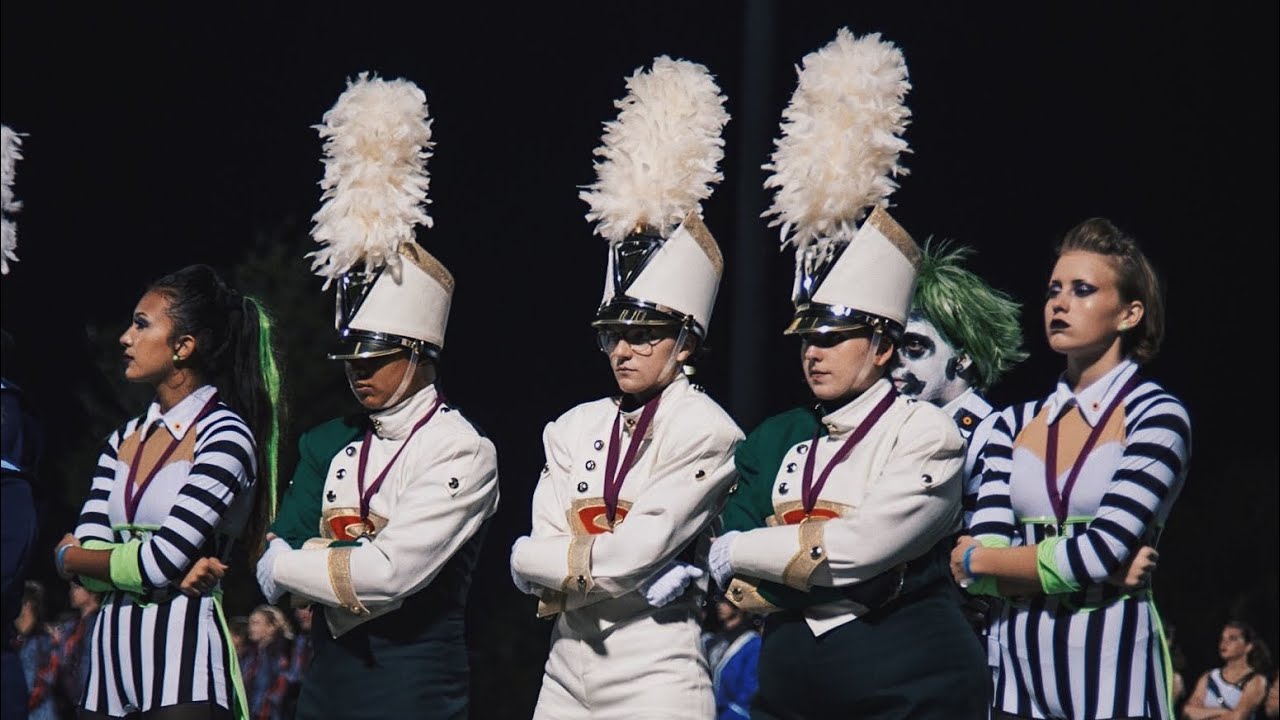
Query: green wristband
[
  {"left": 1036, "top": 536, "right": 1079, "bottom": 595},
  {"left": 108, "top": 539, "right": 146, "bottom": 595}
]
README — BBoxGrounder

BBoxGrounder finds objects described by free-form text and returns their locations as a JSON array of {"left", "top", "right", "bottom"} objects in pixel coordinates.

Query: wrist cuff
[
  {"left": 1036, "top": 536, "right": 1079, "bottom": 594},
  {"left": 108, "top": 539, "right": 146, "bottom": 594}
]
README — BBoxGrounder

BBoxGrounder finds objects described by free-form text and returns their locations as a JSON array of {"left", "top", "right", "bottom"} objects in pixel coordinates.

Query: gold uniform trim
[
  {"left": 537, "top": 590, "right": 567, "bottom": 619},
  {"left": 865, "top": 205, "right": 921, "bottom": 269},
  {"left": 401, "top": 241, "right": 456, "bottom": 294},
  {"left": 725, "top": 576, "right": 781, "bottom": 615},
  {"left": 678, "top": 210, "right": 724, "bottom": 276},
  {"left": 562, "top": 534, "right": 597, "bottom": 595},
  {"left": 782, "top": 518, "right": 829, "bottom": 590},
  {"left": 302, "top": 537, "right": 335, "bottom": 550},
  {"left": 326, "top": 547, "right": 368, "bottom": 615}
]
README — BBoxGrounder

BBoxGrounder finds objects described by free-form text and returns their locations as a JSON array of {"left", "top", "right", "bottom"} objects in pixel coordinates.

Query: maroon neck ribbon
[
  {"left": 125, "top": 393, "right": 221, "bottom": 524},
  {"left": 801, "top": 388, "right": 898, "bottom": 516},
  {"left": 357, "top": 394, "right": 445, "bottom": 523},
  {"left": 1044, "top": 374, "right": 1142, "bottom": 525},
  {"left": 602, "top": 394, "right": 661, "bottom": 525}
]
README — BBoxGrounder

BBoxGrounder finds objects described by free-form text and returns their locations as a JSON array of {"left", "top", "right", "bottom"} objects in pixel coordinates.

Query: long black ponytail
[{"left": 149, "top": 264, "right": 283, "bottom": 558}]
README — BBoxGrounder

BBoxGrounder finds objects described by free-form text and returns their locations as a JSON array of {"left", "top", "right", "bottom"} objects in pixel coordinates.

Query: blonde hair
[{"left": 251, "top": 604, "right": 295, "bottom": 641}]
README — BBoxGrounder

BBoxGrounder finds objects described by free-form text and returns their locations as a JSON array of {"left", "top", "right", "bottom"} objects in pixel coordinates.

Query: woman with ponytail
[{"left": 53, "top": 263, "right": 283, "bottom": 720}]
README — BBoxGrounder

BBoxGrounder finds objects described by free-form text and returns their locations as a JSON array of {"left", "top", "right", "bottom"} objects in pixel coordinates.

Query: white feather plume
[
  {"left": 763, "top": 28, "right": 911, "bottom": 251},
  {"left": 580, "top": 56, "right": 729, "bottom": 242},
  {"left": 308, "top": 72, "right": 433, "bottom": 287},
  {"left": 1, "top": 125, "right": 24, "bottom": 276}
]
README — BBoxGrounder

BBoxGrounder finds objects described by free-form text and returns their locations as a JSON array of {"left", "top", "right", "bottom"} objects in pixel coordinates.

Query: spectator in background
[
  {"left": 229, "top": 616, "right": 250, "bottom": 659},
  {"left": 14, "top": 580, "right": 57, "bottom": 720},
  {"left": 240, "top": 604, "right": 293, "bottom": 720},
  {"left": 700, "top": 596, "right": 760, "bottom": 720},
  {"left": 52, "top": 580, "right": 100, "bottom": 715},
  {"left": 1182, "top": 621, "right": 1271, "bottom": 720},
  {"left": 282, "top": 605, "right": 313, "bottom": 719}
]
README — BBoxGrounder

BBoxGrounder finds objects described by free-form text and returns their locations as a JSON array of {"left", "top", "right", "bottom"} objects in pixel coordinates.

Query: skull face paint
[{"left": 890, "top": 312, "right": 972, "bottom": 405}]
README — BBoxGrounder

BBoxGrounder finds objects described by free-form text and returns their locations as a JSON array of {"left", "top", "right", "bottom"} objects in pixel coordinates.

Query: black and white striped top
[
  {"left": 970, "top": 360, "right": 1191, "bottom": 591},
  {"left": 74, "top": 384, "right": 256, "bottom": 714}
]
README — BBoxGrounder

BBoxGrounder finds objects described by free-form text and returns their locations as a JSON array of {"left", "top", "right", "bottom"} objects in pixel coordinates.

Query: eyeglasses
[
  {"left": 596, "top": 327, "right": 672, "bottom": 356},
  {"left": 799, "top": 326, "right": 873, "bottom": 349}
]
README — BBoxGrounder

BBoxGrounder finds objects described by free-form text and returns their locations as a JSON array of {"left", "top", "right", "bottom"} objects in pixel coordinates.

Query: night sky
[{"left": 2, "top": 3, "right": 1276, "bottom": 717}]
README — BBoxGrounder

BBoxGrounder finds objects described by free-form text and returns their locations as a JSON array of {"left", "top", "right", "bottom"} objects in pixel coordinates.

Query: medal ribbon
[
  {"left": 801, "top": 388, "right": 898, "bottom": 515},
  {"left": 125, "top": 393, "right": 222, "bottom": 524},
  {"left": 357, "top": 394, "right": 445, "bottom": 523},
  {"left": 603, "top": 394, "right": 661, "bottom": 524},
  {"left": 1045, "top": 374, "right": 1142, "bottom": 525}
]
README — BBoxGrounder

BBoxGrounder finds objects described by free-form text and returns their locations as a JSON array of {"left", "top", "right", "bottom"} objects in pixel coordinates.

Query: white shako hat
[
  {"left": 307, "top": 72, "right": 454, "bottom": 360},
  {"left": 762, "top": 28, "right": 921, "bottom": 340},
  {"left": 581, "top": 56, "right": 730, "bottom": 341}
]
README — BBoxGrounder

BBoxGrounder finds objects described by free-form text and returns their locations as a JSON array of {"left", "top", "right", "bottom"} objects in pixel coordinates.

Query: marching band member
[
  {"left": 509, "top": 56, "right": 743, "bottom": 720},
  {"left": 711, "top": 28, "right": 989, "bottom": 719},
  {"left": 256, "top": 73, "right": 499, "bottom": 720}
]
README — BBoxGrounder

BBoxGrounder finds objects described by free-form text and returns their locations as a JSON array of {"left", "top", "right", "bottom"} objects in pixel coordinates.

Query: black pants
[{"left": 752, "top": 583, "right": 989, "bottom": 720}]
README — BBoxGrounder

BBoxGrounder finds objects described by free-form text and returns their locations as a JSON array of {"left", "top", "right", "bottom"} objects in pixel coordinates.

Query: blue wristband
[
  {"left": 55, "top": 544, "right": 73, "bottom": 576},
  {"left": 962, "top": 544, "right": 981, "bottom": 579}
]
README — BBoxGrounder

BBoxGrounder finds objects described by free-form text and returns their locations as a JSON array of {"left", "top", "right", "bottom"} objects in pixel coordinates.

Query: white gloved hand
[
  {"left": 639, "top": 561, "right": 705, "bottom": 608},
  {"left": 256, "top": 537, "right": 290, "bottom": 603},
  {"left": 510, "top": 536, "right": 537, "bottom": 595},
  {"left": 708, "top": 531, "right": 740, "bottom": 590}
]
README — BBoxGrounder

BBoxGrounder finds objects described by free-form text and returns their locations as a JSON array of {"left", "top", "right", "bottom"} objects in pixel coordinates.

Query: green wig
[{"left": 912, "top": 239, "right": 1028, "bottom": 390}]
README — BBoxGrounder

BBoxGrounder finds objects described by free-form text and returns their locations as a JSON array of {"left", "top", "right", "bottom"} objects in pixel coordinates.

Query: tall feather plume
[
  {"left": 580, "top": 56, "right": 730, "bottom": 242},
  {"left": 1, "top": 125, "right": 24, "bottom": 276},
  {"left": 308, "top": 72, "right": 434, "bottom": 288},
  {"left": 763, "top": 28, "right": 911, "bottom": 251}
]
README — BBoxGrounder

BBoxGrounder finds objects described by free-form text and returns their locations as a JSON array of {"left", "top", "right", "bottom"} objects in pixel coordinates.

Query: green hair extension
[
  {"left": 246, "top": 297, "right": 281, "bottom": 520},
  {"left": 912, "top": 239, "right": 1028, "bottom": 390}
]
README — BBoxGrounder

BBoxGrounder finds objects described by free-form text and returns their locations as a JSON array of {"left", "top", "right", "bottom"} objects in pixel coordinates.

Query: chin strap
[
  {"left": 380, "top": 346, "right": 422, "bottom": 410},
  {"left": 658, "top": 321, "right": 693, "bottom": 385}
]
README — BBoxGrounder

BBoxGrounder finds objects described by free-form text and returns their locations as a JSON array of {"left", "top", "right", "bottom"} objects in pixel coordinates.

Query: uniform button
[
  {"left": 448, "top": 478, "right": 460, "bottom": 490},
  {"left": 810, "top": 546, "right": 824, "bottom": 560},
  {"left": 695, "top": 469, "right": 706, "bottom": 479},
  {"left": 326, "top": 490, "right": 336, "bottom": 502},
  {"left": 797, "top": 444, "right": 808, "bottom": 455},
  {"left": 541, "top": 464, "right": 550, "bottom": 474},
  {"left": 731, "top": 587, "right": 743, "bottom": 599},
  {"left": 336, "top": 469, "right": 346, "bottom": 480},
  {"left": 577, "top": 481, "right": 589, "bottom": 493},
  {"left": 576, "top": 575, "right": 587, "bottom": 588},
  {"left": 778, "top": 482, "right": 789, "bottom": 495},
  {"left": 921, "top": 474, "right": 932, "bottom": 485},
  {"left": 786, "top": 463, "right": 797, "bottom": 473},
  {"left": 593, "top": 440, "right": 604, "bottom": 451},
  {"left": 585, "top": 460, "right": 596, "bottom": 471},
  {"left": 345, "top": 446, "right": 357, "bottom": 457}
]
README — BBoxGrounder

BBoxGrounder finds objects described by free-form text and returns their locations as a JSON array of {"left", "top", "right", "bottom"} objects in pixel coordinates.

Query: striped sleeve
[
  {"left": 138, "top": 407, "right": 257, "bottom": 588},
  {"left": 74, "top": 422, "right": 133, "bottom": 544},
  {"left": 1053, "top": 386, "right": 1191, "bottom": 587},
  {"left": 968, "top": 405, "right": 1023, "bottom": 542}
]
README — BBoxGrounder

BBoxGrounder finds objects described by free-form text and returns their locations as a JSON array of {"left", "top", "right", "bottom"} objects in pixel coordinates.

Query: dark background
[{"left": 2, "top": 2, "right": 1276, "bottom": 717}]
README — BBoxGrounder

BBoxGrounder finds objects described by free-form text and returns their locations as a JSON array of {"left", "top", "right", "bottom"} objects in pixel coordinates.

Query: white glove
[
  {"left": 256, "top": 537, "right": 289, "bottom": 603},
  {"left": 510, "top": 536, "right": 537, "bottom": 595},
  {"left": 639, "top": 561, "right": 704, "bottom": 608},
  {"left": 708, "top": 531, "right": 740, "bottom": 590}
]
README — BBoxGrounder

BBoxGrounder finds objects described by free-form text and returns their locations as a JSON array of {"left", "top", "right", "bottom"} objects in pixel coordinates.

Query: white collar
[
  {"left": 141, "top": 384, "right": 218, "bottom": 441},
  {"left": 614, "top": 374, "right": 690, "bottom": 437},
  {"left": 941, "top": 387, "right": 991, "bottom": 419},
  {"left": 820, "top": 378, "right": 895, "bottom": 438},
  {"left": 1046, "top": 359, "right": 1139, "bottom": 426},
  {"left": 369, "top": 384, "right": 440, "bottom": 440}
]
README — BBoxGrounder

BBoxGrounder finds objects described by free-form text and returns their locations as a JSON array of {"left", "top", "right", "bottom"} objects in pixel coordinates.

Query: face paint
[{"left": 890, "top": 312, "right": 972, "bottom": 406}]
